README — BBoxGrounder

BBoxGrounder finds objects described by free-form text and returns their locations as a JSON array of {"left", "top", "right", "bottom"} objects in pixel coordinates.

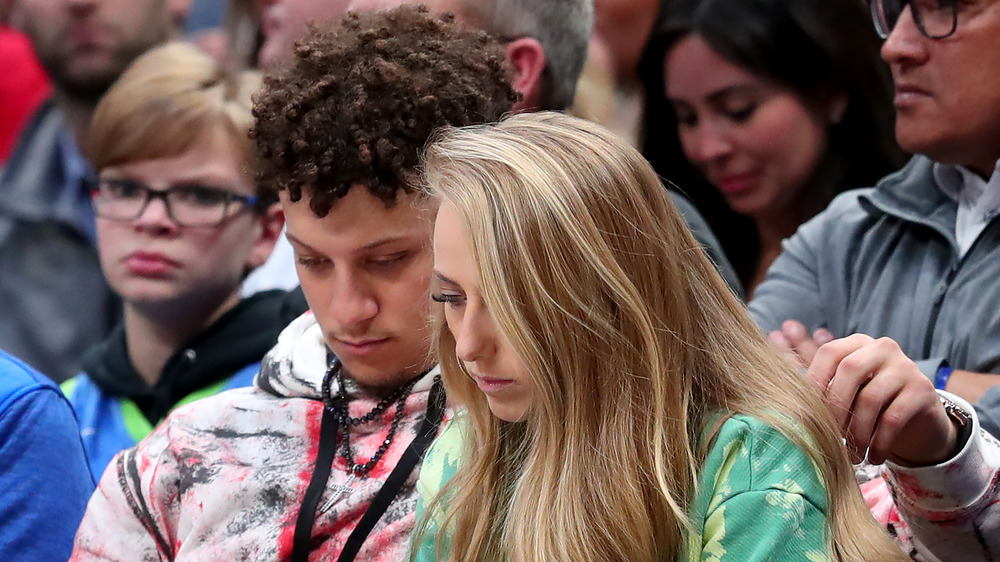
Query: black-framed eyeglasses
[
  {"left": 92, "top": 178, "right": 258, "bottom": 227},
  {"left": 869, "top": 0, "right": 959, "bottom": 39}
]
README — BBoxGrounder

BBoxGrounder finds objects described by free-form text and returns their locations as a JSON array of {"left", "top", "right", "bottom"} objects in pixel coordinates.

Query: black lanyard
[{"left": 291, "top": 376, "right": 446, "bottom": 562}]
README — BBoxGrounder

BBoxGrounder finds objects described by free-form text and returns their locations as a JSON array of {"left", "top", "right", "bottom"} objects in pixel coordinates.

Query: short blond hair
[{"left": 90, "top": 42, "right": 262, "bottom": 188}]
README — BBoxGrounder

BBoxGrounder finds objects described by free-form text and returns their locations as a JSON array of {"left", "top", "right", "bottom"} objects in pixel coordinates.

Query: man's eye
[
  {"left": 370, "top": 253, "right": 408, "bottom": 268},
  {"left": 296, "top": 256, "right": 329, "bottom": 269}
]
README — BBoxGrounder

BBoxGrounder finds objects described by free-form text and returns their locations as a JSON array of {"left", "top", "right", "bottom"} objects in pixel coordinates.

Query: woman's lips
[
  {"left": 474, "top": 376, "right": 514, "bottom": 393},
  {"left": 125, "top": 251, "right": 179, "bottom": 278},
  {"left": 714, "top": 172, "right": 759, "bottom": 196}
]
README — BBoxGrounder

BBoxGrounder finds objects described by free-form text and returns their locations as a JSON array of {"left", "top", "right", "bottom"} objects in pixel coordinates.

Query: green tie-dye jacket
[{"left": 411, "top": 412, "right": 831, "bottom": 561}]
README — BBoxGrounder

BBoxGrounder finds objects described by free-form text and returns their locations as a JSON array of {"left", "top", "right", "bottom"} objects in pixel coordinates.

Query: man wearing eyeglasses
[
  {"left": 751, "top": 1, "right": 1000, "bottom": 557},
  {"left": 753, "top": 0, "right": 1000, "bottom": 429}
]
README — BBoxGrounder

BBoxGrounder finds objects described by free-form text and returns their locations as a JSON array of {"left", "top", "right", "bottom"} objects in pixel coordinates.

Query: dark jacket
[
  {"left": 0, "top": 100, "right": 118, "bottom": 382},
  {"left": 63, "top": 289, "right": 307, "bottom": 479}
]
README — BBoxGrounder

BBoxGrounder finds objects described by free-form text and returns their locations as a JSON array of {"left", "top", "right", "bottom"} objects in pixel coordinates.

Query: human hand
[
  {"left": 768, "top": 319, "right": 835, "bottom": 369},
  {"left": 806, "top": 334, "right": 957, "bottom": 466}
]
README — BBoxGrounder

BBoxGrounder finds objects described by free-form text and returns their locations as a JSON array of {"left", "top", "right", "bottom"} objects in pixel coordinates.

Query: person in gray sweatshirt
[{"left": 752, "top": 0, "right": 1000, "bottom": 437}]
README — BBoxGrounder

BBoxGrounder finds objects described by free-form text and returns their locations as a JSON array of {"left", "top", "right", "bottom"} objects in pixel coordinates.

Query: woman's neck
[
  {"left": 123, "top": 292, "right": 240, "bottom": 387},
  {"left": 748, "top": 211, "right": 803, "bottom": 297}
]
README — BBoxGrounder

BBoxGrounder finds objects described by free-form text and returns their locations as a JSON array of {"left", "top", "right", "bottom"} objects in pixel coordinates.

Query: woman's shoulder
[
  {"left": 417, "top": 411, "right": 467, "bottom": 500},
  {"left": 698, "top": 413, "right": 828, "bottom": 509}
]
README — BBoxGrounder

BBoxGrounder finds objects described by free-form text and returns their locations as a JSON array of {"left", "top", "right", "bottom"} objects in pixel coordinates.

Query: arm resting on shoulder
[
  {"left": 946, "top": 370, "right": 1000, "bottom": 405},
  {"left": 870, "top": 392, "right": 1000, "bottom": 561}
]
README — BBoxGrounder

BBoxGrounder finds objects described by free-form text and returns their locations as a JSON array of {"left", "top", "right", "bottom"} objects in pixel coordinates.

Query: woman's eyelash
[{"left": 431, "top": 293, "right": 463, "bottom": 304}]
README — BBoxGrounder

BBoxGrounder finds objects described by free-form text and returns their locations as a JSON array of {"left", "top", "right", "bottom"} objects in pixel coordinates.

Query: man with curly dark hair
[
  {"left": 70, "top": 7, "right": 516, "bottom": 561},
  {"left": 346, "top": 0, "right": 743, "bottom": 295}
]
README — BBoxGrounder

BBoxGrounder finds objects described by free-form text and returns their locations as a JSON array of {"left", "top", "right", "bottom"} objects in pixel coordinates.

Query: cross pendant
[{"left": 320, "top": 473, "right": 356, "bottom": 514}]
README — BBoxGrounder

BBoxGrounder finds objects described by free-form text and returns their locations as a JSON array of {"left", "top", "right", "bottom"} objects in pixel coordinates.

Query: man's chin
[{"left": 340, "top": 361, "right": 430, "bottom": 389}]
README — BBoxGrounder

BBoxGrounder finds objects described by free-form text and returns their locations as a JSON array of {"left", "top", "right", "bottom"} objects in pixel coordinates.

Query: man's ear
[
  {"left": 506, "top": 37, "right": 547, "bottom": 112},
  {"left": 246, "top": 203, "right": 285, "bottom": 271}
]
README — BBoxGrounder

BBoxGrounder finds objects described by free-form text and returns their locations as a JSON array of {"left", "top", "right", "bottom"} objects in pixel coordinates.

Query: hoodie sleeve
[
  {"left": 71, "top": 419, "right": 180, "bottom": 562},
  {"left": 859, "top": 392, "right": 1000, "bottom": 561}
]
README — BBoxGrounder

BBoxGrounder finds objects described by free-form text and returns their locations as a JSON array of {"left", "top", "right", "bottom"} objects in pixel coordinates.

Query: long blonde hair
[{"left": 418, "top": 112, "right": 905, "bottom": 561}]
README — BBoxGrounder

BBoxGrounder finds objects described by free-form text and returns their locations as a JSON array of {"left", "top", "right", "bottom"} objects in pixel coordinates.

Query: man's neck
[
  {"left": 966, "top": 158, "right": 1000, "bottom": 182},
  {"left": 123, "top": 292, "right": 241, "bottom": 387},
  {"left": 52, "top": 89, "right": 98, "bottom": 149}
]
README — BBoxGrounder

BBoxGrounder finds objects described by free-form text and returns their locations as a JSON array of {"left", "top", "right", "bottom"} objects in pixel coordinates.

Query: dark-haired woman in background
[{"left": 640, "top": 0, "right": 905, "bottom": 295}]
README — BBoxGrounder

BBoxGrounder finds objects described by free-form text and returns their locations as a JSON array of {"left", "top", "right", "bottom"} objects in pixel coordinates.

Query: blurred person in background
[
  {"left": 0, "top": 0, "right": 50, "bottom": 162},
  {"left": 753, "top": 0, "right": 1000, "bottom": 435},
  {"left": 0, "top": 0, "right": 189, "bottom": 382},
  {"left": 348, "top": 0, "right": 743, "bottom": 297},
  {"left": 572, "top": 0, "right": 659, "bottom": 146},
  {"left": 256, "top": 0, "right": 350, "bottom": 68},
  {"left": 644, "top": 0, "right": 904, "bottom": 295},
  {"left": 60, "top": 42, "right": 288, "bottom": 480}
]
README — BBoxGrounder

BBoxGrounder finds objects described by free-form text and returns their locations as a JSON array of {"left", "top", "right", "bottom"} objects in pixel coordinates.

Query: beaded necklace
[{"left": 320, "top": 358, "right": 422, "bottom": 477}]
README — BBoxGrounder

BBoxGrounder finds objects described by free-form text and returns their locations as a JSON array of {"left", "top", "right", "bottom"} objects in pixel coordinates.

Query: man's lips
[
  {"left": 125, "top": 251, "right": 180, "bottom": 277},
  {"left": 68, "top": 22, "right": 109, "bottom": 49},
  {"left": 894, "top": 83, "right": 932, "bottom": 106},
  {"left": 334, "top": 337, "right": 390, "bottom": 356}
]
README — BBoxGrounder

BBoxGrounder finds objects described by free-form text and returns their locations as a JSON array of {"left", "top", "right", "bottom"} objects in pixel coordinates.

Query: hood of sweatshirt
[
  {"left": 255, "top": 311, "right": 438, "bottom": 401},
  {"left": 80, "top": 289, "right": 304, "bottom": 422}
]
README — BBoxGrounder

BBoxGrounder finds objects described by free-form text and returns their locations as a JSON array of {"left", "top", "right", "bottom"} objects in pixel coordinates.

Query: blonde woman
[{"left": 413, "top": 112, "right": 908, "bottom": 561}]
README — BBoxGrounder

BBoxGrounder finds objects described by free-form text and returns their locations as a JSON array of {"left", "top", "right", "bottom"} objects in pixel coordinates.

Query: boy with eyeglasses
[{"left": 59, "top": 42, "right": 298, "bottom": 480}]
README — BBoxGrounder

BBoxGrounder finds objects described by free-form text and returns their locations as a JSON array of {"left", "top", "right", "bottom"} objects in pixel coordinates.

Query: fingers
[
  {"left": 807, "top": 336, "right": 945, "bottom": 465},
  {"left": 768, "top": 331, "right": 801, "bottom": 369},
  {"left": 813, "top": 328, "right": 834, "bottom": 346},
  {"left": 865, "top": 390, "right": 922, "bottom": 465},
  {"left": 843, "top": 367, "right": 908, "bottom": 464},
  {"left": 873, "top": 381, "right": 954, "bottom": 466},
  {"left": 805, "top": 333, "right": 874, "bottom": 398},
  {"left": 782, "top": 320, "right": 820, "bottom": 366}
]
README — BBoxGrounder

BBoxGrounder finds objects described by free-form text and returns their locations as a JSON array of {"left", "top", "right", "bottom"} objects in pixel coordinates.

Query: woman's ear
[
  {"left": 246, "top": 203, "right": 285, "bottom": 270},
  {"left": 506, "top": 37, "right": 547, "bottom": 112}
]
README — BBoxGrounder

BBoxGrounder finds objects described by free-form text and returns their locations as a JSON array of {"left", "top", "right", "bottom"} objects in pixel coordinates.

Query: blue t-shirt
[{"left": 0, "top": 350, "right": 95, "bottom": 560}]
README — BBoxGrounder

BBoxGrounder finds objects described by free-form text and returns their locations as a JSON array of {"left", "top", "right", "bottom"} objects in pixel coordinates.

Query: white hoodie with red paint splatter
[
  {"left": 71, "top": 311, "right": 447, "bottom": 561},
  {"left": 859, "top": 392, "right": 1000, "bottom": 561}
]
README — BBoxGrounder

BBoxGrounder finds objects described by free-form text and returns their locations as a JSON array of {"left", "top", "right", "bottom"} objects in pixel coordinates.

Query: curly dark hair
[{"left": 251, "top": 5, "right": 518, "bottom": 217}]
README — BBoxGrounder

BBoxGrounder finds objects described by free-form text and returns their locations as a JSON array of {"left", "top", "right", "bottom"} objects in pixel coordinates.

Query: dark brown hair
[{"left": 250, "top": 5, "right": 518, "bottom": 217}]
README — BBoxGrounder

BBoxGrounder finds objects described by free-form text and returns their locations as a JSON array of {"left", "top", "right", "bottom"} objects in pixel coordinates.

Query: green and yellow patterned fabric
[{"left": 412, "top": 412, "right": 831, "bottom": 561}]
